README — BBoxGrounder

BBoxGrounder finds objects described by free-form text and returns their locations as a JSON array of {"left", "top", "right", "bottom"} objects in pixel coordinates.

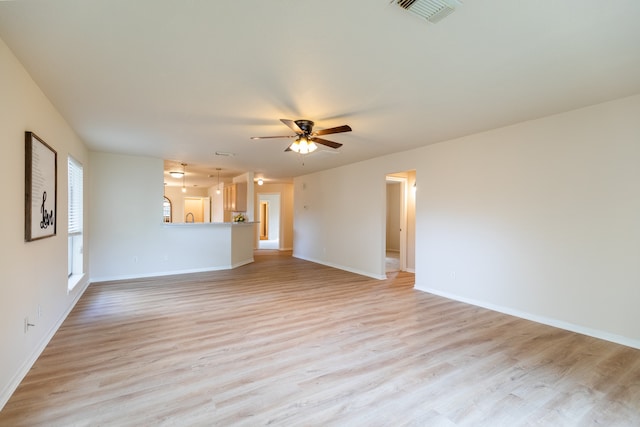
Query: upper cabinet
[{"left": 224, "top": 182, "right": 247, "bottom": 212}]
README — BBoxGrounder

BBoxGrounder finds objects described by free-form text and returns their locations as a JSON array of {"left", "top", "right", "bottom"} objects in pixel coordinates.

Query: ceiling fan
[{"left": 251, "top": 119, "right": 352, "bottom": 154}]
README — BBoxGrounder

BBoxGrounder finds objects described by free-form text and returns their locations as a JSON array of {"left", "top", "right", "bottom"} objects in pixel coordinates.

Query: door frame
[
  {"left": 385, "top": 176, "right": 407, "bottom": 271},
  {"left": 256, "top": 192, "right": 281, "bottom": 249}
]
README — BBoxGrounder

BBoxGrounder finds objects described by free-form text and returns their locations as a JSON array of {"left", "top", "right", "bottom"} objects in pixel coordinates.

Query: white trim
[
  {"left": 0, "top": 278, "right": 91, "bottom": 410},
  {"left": 91, "top": 267, "right": 229, "bottom": 283},
  {"left": 90, "top": 262, "right": 253, "bottom": 283},
  {"left": 385, "top": 176, "right": 408, "bottom": 272},
  {"left": 415, "top": 284, "right": 640, "bottom": 350},
  {"left": 293, "top": 253, "right": 387, "bottom": 280},
  {"left": 67, "top": 272, "right": 85, "bottom": 292},
  {"left": 231, "top": 258, "right": 254, "bottom": 269}
]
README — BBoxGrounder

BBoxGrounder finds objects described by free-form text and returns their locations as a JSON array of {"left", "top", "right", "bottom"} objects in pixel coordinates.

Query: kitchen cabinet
[{"left": 223, "top": 182, "right": 247, "bottom": 212}]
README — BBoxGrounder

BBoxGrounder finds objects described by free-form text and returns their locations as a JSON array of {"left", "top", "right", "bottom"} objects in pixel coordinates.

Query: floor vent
[{"left": 394, "top": 0, "right": 461, "bottom": 23}]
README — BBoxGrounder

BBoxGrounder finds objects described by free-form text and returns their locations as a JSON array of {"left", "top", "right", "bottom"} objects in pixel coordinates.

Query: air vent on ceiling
[{"left": 395, "top": 0, "right": 461, "bottom": 23}]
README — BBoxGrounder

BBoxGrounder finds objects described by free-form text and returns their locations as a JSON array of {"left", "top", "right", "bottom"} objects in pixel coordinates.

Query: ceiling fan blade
[
  {"left": 280, "top": 119, "right": 303, "bottom": 134},
  {"left": 250, "top": 135, "right": 296, "bottom": 140},
  {"left": 313, "top": 125, "right": 352, "bottom": 136},
  {"left": 311, "top": 137, "right": 343, "bottom": 149},
  {"left": 284, "top": 146, "right": 292, "bottom": 152}
]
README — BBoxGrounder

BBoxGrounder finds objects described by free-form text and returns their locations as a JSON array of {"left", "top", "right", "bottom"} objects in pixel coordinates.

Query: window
[
  {"left": 68, "top": 156, "right": 83, "bottom": 288},
  {"left": 163, "top": 196, "right": 172, "bottom": 222}
]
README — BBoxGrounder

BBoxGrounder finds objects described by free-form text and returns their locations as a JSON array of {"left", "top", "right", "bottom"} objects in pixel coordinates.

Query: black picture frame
[{"left": 25, "top": 131, "right": 57, "bottom": 241}]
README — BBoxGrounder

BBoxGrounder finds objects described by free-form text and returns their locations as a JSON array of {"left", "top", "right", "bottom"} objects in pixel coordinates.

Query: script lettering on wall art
[{"left": 40, "top": 191, "right": 54, "bottom": 229}]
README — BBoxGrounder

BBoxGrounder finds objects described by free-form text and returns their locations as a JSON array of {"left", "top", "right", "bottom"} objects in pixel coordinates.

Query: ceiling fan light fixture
[
  {"left": 289, "top": 139, "right": 301, "bottom": 153},
  {"left": 299, "top": 137, "right": 309, "bottom": 153},
  {"left": 308, "top": 141, "right": 318, "bottom": 153},
  {"left": 291, "top": 136, "right": 317, "bottom": 154}
]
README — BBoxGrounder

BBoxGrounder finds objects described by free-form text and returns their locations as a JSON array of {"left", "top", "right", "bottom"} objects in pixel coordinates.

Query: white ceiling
[{"left": 1, "top": 1, "right": 639, "bottom": 187}]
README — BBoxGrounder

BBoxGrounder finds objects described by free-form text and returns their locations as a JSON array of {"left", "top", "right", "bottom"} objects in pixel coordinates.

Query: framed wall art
[{"left": 25, "top": 131, "right": 57, "bottom": 241}]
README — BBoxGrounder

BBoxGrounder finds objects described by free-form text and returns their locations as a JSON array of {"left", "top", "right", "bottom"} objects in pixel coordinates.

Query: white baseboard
[
  {"left": 415, "top": 284, "right": 640, "bottom": 350},
  {"left": 91, "top": 258, "right": 256, "bottom": 283},
  {"left": 292, "top": 253, "right": 387, "bottom": 280},
  {"left": 231, "top": 258, "right": 254, "bottom": 269},
  {"left": 0, "top": 277, "right": 91, "bottom": 410},
  {"left": 91, "top": 264, "right": 244, "bottom": 283}
]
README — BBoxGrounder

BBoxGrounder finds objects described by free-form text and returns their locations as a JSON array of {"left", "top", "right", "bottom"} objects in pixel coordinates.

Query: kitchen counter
[{"left": 160, "top": 221, "right": 257, "bottom": 272}]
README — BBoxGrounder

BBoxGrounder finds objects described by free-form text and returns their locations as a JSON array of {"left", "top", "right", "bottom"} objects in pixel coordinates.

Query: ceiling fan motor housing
[{"left": 295, "top": 120, "right": 314, "bottom": 135}]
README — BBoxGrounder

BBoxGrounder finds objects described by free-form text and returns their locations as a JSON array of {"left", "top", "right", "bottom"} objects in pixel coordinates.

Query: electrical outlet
[
  {"left": 24, "top": 317, "right": 35, "bottom": 333},
  {"left": 37, "top": 305, "right": 42, "bottom": 319},
  {"left": 133, "top": 256, "right": 138, "bottom": 263}
]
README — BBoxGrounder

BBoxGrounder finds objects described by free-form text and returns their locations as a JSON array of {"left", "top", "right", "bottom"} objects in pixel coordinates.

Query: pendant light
[
  {"left": 181, "top": 163, "right": 187, "bottom": 193},
  {"left": 215, "top": 168, "right": 221, "bottom": 195}
]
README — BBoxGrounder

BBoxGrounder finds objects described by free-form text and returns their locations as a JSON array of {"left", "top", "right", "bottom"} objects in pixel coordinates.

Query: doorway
[
  {"left": 385, "top": 179, "right": 405, "bottom": 272},
  {"left": 258, "top": 194, "right": 280, "bottom": 249},
  {"left": 385, "top": 171, "right": 416, "bottom": 274},
  {"left": 260, "top": 201, "right": 270, "bottom": 240}
]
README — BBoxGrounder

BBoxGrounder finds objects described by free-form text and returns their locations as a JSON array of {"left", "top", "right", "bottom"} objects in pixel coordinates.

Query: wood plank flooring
[{"left": 2, "top": 251, "right": 640, "bottom": 426}]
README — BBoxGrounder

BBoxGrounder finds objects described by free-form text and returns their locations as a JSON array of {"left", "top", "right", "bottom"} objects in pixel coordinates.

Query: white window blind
[{"left": 68, "top": 157, "right": 83, "bottom": 234}]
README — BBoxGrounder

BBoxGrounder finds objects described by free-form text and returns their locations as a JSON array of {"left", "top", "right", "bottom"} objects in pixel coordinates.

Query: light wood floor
[{"left": 2, "top": 251, "right": 640, "bottom": 426}]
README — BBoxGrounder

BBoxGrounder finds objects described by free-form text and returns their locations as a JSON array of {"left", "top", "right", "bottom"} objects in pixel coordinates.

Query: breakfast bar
[{"left": 161, "top": 222, "right": 257, "bottom": 273}]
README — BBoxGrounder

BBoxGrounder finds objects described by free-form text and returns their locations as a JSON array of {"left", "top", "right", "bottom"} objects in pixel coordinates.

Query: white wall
[
  {"left": 89, "top": 152, "right": 247, "bottom": 281},
  {"left": 406, "top": 170, "right": 416, "bottom": 272},
  {"left": 0, "top": 37, "right": 90, "bottom": 409},
  {"left": 209, "top": 185, "right": 224, "bottom": 222},
  {"left": 416, "top": 94, "right": 640, "bottom": 347},
  {"left": 294, "top": 94, "right": 640, "bottom": 348},
  {"left": 90, "top": 152, "right": 163, "bottom": 279},
  {"left": 294, "top": 160, "right": 397, "bottom": 279}
]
